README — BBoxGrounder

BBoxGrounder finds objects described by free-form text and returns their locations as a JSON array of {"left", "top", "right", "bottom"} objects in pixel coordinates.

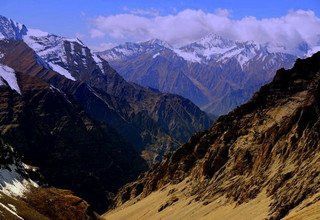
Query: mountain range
[
  {"left": 0, "top": 13, "right": 319, "bottom": 220},
  {"left": 98, "top": 34, "right": 299, "bottom": 116},
  {"left": 0, "top": 15, "right": 211, "bottom": 164}
]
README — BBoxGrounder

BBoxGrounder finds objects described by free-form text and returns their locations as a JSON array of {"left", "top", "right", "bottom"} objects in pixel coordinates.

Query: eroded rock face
[{"left": 113, "top": 52, "right": 320, "bottom": 219}]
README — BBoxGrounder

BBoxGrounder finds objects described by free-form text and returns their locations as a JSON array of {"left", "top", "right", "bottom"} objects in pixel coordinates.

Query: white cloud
[
  {"left": 122, "top": 7, "right": 160, "bottom": 17},
  {"left": 90, "top": 29, "right": 105, "bottom": 38},
  {"left": 214, "top": 8, "right": 231, "bottom": 17},
  {"left": 89, "top": 42, "right": 116, "bottom": 52},
  {"left": 90, "top": 9, "right": 320, "bottom": 55}
]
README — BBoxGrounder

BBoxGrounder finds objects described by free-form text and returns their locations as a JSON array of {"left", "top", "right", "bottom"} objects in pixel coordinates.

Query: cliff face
[{"left": 111, "top": 52, "right": 320, "bottom": 219}]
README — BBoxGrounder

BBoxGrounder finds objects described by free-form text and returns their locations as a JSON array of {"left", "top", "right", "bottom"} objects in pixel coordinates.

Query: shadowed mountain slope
[{"left": 0, "top": 61, "right": 147, "bottom": 213}]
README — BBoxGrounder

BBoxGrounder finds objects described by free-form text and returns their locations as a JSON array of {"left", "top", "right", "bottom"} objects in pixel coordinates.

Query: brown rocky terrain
[
  {"left": 23, "top": 187, "right": 98, "bottom": 220},
  {"left": 107, "top": 52, "right": 320, "bottom": 219},
  {"left": 0, "top": 188, "right": 99, "bottom": 219},
  {"left": 0, "top": 137, "right": 99, "bottom": 219}
]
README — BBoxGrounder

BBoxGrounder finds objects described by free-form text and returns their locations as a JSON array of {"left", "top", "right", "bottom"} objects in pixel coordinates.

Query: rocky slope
[
  {"left": 98, "top": 34, "right": 297, "bottom": 116},
  {"left": 107, "top": 52, "right": 320, "bottom": 219},
  {"left": 0, "top": 137, "right": 98, "bottom": 219},
  {"left": 0, "top": 15, "right": 211, "bottom": 164},
  {"left": 0, "top": 61, "right": 147, "bottom": 213}
]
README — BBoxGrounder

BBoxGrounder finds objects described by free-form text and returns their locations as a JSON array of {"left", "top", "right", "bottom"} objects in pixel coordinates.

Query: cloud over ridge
[{"left": 90, "top": 9, "right": 320, "bottom": 55}]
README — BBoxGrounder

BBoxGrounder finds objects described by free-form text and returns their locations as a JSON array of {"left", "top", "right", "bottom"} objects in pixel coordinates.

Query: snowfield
[{"left": 0, "top": 64, "right": 21, "bottom": 94}]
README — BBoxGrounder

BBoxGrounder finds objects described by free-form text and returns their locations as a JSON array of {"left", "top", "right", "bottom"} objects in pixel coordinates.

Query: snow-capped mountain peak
[
  {"left": 99, "top": 31, "right": 317, "bottom": 70},
  {"left": 26, "top": 28, "right": 49, "bottom": 38},
  {"left": 100, "top": 38, "right": 173, "bottom": 61},
  {"left": 0, "top": 15, "right": 93, "bottom": 81},
  {"left": 0, "top": 15, "right": 27, "bottom": 40},
  {"left": 196, "top": 33, "right": 235, "bottom": 48},
  {"left": 174, "top": 33, "right": 267, "bottom": 66},
  {"left": 142, "top": 38, "right": 173, "bottom": 49}
]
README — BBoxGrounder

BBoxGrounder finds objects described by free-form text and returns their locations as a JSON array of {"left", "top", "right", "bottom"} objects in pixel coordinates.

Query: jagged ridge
[{"left": 98, "top": 34, "right": 297, "bottom": 116}]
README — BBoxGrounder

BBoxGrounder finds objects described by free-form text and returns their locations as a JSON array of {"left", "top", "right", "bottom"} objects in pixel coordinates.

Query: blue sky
[{"left": 0, "top": 0, "right": 319, "bottom": 50}]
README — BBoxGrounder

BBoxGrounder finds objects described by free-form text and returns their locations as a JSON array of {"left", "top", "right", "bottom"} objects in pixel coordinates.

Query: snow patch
[
  {"left": 0, "top": 165, "right": 37, "bottom": 198},
  {"left": 49, "top": 85, "right": 74, "bottom": 106},
  {"left": 217, "top": 48, "right": 242, "bottom": 62},
  {"left": 153, "top": 52, "right": 160, "bottom": 58},
  {"left": 0, "top": 65, "right": 21, "bottom": 94},
  {"left": 93, "top": 54, "right": 104, "bottom": 71},
  {"left": 93, "top": 54, "right": 101, "bottom": 63},
  {"left": 306, "top": 46, "right": 320, "bottom": 57},
  {"left": 114, "top": 47, "right": 135, "bottom": 56},
  {"left": 22, "top": 163, "right": 37, "bottom": 172},
  {"left": 237, "top": 54, "right": 250, "bottom": 69},
  {"left": 7, "top": 204, "right": 17, "bottom": 212},
  {"left": 202, "top": 46, "right": 235, "bottom": 59},
  {"left": 174, "top": 49, "right": 201, "bottom": 63},
  {"left": 82, "top": 48, "right": 87, "bottom": 56},
  {"left": 0, "top": 202, "right": 23, "bottom": 219},
  {"left": 23, "top": 32, "right": 71, "bottom": 75},
  {"left": 65, "top": 38, "right": 84, "bottom": 46},
  {"left": 144, "top": 39, "right": 173, "bottom": 49},
  {"left": 23, "top": 34, "right": 69, "bottom": 66},
  {"left": 23, "top": 36, "right": 47, "bottom": 54},
  {"left": 70, "top": 42, "right": 75, "bottom": 53},
  {"left": 26, "top": 28, "right": 48, "bottom": 37},
  {"left": 49, "top": 63, "right": 76, "bottom": 81}
]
